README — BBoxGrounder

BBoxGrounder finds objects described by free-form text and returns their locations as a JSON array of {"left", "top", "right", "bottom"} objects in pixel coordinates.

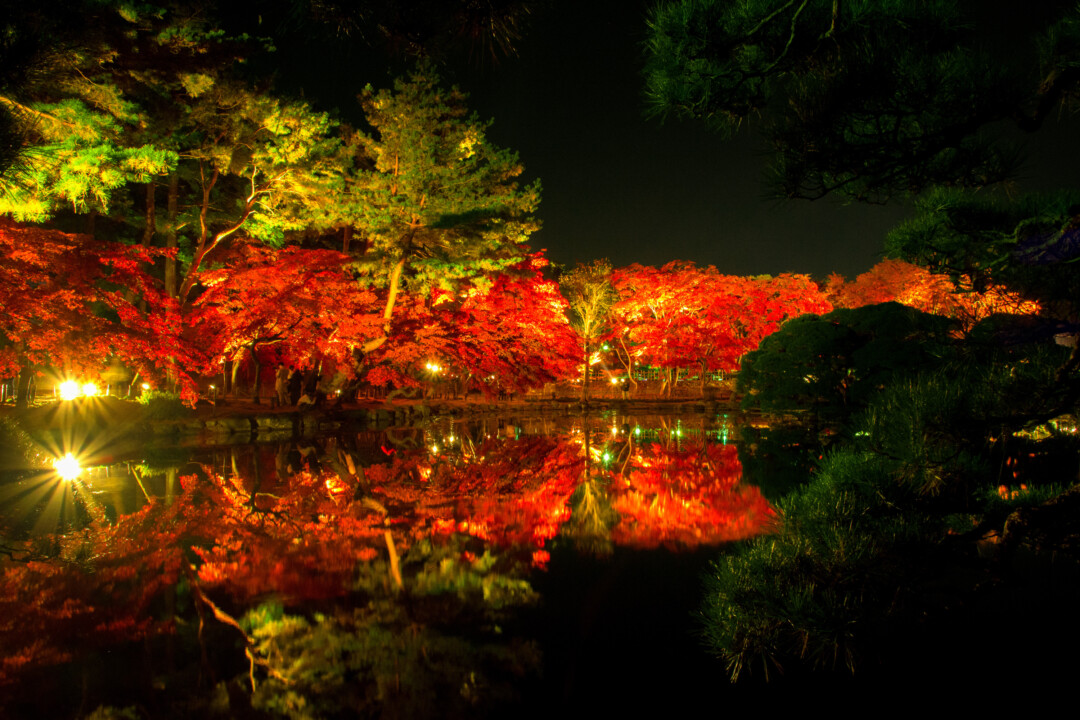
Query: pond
[{"left": 0, "top": 409, "right": 821, "bottom": 718}]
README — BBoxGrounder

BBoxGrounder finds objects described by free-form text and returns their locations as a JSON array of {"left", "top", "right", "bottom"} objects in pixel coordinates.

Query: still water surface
[{"left": 0, "top": 411, "right": 815, "bottom": 717}]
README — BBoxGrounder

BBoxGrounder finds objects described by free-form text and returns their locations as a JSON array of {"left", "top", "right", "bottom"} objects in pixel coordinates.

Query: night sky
[{"left": 275, "top": 0, "right": 1080, "bottom": 280}]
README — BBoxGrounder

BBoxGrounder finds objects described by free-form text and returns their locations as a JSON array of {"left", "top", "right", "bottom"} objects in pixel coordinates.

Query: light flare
[{"left": 53, "top": 453, "right": 81, "bottom": 481}]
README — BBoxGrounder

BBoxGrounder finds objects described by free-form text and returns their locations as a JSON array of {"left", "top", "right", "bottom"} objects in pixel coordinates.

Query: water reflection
[{"left": 0, "top": 413, "right": 775, "bottom": 717}]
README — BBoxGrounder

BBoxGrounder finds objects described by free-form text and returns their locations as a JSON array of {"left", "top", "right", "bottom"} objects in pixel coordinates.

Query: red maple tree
[
  {"left": 188, "top": 244, "right": 383, "bottom": 398},
  {"left": 0, "top": 218, "right": 200, "bottom": 405},
  {"left": 610, "top": 263, "right": 831, "bottom": 395},
  {"left": 826, "top": 259, "right": 1039, "bottom": 327},
  {"left": 365, "top": 255, "right": 579, "bottom": 395}
]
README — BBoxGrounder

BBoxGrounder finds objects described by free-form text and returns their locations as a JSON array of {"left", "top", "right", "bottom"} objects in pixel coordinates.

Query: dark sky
[{"left": 278, "top": 0, "right": 1080, "bottom": 281}]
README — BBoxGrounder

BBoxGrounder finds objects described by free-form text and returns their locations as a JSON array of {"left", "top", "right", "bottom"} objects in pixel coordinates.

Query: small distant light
[
  {"left": 209, "top": 384, "right": 216, "bottom": 391},
  {"left": 431, "top": 445, "right": 439, "bottom": 454},
  {"left": 141, "top": 383, "right": 150, "bottom": 390},
  {"left": 53, "top": 453, "right": 81, "bottom": 481},
  {"left": 610, "top": 378, "right": 619, "bottom": 385},
  {"left": 81, "top": 382, "right": 100, "bottom": 397},
  {"left": 59, "top": 380, "right": 81, "bottom": 401}
]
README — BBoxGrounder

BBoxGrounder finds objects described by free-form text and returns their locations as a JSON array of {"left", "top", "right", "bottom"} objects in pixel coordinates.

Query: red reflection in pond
[
  {"left": 609, "top": 442, "right": 774, "bottom": 549},
  {"left": 0, "top": 422, "right": 775, "bottom": 708}
]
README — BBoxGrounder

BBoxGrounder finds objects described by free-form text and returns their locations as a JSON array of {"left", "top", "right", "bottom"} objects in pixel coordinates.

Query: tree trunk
[
  {"left": 581, "top": 342, "right": 590, "bottom": 402},
  {"left": 359, "top": 255, "right": 408, "bottom": 354},
  {"left": 164, "top": 172, "right": 179, "bottom": 298},
  {"left": 14, "top": 363, "right": 32, "bottom": 410},
  {"left": 230, "top": 354, "right": 243, "bottom": 397},
  {"left": 700, "top": 361, "right": 708, "bottom": 398},
  {"left": 143, "top": 180, "right": 156, "bottom": 246},
  {"left": 618, "top": 337, "right": 638, "bottom": 394},
  {"left": 249, "top": 345, "right": 262, "bottom": 404},
  {"left": 342, "top": 225, "right": 352, "bottom": 254}
]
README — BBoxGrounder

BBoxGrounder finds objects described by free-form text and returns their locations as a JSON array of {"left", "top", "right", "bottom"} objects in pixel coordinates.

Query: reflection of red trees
[
  {"left": 609, "top": 442, "right": 774, "bottom": 550},
  {"left": 186, "top": 470, "right": 387, "bottom": 602},
  {"left": 0, "top": 431, "right": 776, "bottom": 691},
  {"left": 368, "top": 436, "right": 584, "bottom": 553},
  {"left": 0, "top": 499, "right": 185, "bottom": 687}
]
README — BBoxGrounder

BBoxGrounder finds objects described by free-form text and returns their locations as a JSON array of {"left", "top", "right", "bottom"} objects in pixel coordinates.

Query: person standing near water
[{"left": 275, "top": 364, "right": 290, "bottom": 407}]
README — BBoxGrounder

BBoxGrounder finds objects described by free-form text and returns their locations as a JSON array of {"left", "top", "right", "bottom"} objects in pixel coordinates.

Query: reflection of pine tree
[{"left": 562, "top": 476, "right": 619, "bottom": 557}]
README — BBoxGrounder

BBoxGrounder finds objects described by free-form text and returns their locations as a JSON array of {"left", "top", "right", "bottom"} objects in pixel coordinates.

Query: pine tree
[{"left": 347, "top": 66, "right": 542, "bottom": 355}]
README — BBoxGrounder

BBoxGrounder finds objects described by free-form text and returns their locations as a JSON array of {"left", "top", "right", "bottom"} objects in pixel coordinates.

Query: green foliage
[
  {"left": 349, "top": 66, "right": 541, "bottom": 292},
  {"left": 736, "top": 422, "right": 826, "bottom": 502},
  {"left": 886, "top": 188, "right": 1080, "bottom": 313},
  {"left": 410, "top": 547, "right": 538, "bottom": 609},
  {"left": 559, "top": 259, "right": 617, "bottom": 398},
  {"left": 560, "top": 259, "right": 617, "bottom": 338},
  {"left": 738, "top": 303, "right": 957, "bottom": 417},
  {"left": 135, "top": 389, "right": 190, "bottom": 420},
  {"left": 708, "top": 337, "right": 1080, "bottom": 680},
  {"left": 702, "top": 449, "right": 940, "bottom": 680},
  {"left": 560, "top": 477, "right": 619, "bottom": 556},
  {"left": 853, "top": 370, "right": 998, "bottom": 494},
  {"left": 0, "top": 415, "right": 41, "bottom": 469},
  {"left": 644, "top": 0, "right": 1080, "bottom": 201},
  {"left": 239, "top": 599, "right": 540, "bottom": 718}
]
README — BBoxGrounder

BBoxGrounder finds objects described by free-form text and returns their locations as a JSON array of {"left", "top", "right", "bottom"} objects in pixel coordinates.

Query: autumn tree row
[{"left": 0, "top": 1, "right": 1044, "bottom": 406}]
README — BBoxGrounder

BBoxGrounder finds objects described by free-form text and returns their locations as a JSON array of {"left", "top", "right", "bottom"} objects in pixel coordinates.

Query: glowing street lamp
[
  {"left": 53, "top": 453, "right": 81, "bottom": 481},
  {"left": 81, "top": 382, "right": 100, "bottom": 397},
  {"left": 58, "top": 380, "right": 81, "bottom": 401}
]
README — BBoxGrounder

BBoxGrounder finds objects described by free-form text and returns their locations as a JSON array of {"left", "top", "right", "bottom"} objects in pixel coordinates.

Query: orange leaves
[
  {"left": 0, "top": 218, "right": 201, "bottom": 401},
  {"left": 611, "top": 262, "right": 831, "bottom": 373},
  {"left": 608, "top": 442, "right": 775, "bottom": 550},
  {"left": 367, "top": 253, "right": 579, "bottom": 393},
  {"left": 827, "top": 259, "right": 1040, "bottom": 328},
  {"left": 190, "top": 244, "right": 382, "bottom": 374}
]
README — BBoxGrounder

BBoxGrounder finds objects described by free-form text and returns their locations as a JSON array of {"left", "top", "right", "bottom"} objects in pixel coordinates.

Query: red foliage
[
  {"left": 366, "top": 255, "right": 579, "bottom": 394},
  {"left": 610, "top": 262, "right": 831, "bottom": 373},
  {"left": 0, "top": 426, "right": 777, "bottom": 692},
  {"left": 367, "top": 435, "right": 583, "bottom": 550},
  {"left": 0, "top": 498, "right": 186, "bottom": 687},
  {"left": 826, "top": 259, "right": 1039, "bottom": 327},
  {"left": 0, "top": 218, "right": 201, "bottom": 401},
  {"left": 189, "top": 244, "right": 383, "bottom": 380},
  {"left": 608, "top": 441, "right": 774, "bottom": 550}
]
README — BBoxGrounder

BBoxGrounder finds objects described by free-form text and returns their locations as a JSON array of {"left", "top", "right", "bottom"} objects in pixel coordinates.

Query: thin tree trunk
[
  {"left": 581, "top": 341, "right": 590, "bottom": 402},
  {"left": 342, "top": 225, "right": 352, "bottom": 254},
  {"left": 248, "top": 345, "right": 262, "bottom": 404},
  {"left": 143, "top": 180, "right": 156, "bottom": 246},
  {"left": 164, "top": 172, "right": 179, "bottom": 298}
]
